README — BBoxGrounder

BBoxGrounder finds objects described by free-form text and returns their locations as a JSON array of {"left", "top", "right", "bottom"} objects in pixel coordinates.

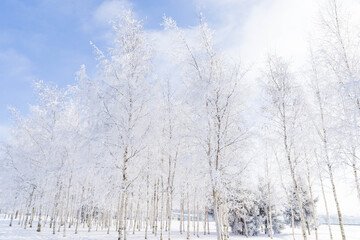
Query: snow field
[{"left": 0, "top": 219, "right": 360, "bottom": 240}]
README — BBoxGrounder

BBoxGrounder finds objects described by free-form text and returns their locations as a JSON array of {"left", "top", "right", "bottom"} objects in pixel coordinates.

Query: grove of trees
[{"left": 1, "top": 1, "right": 359, "bottom": 240}]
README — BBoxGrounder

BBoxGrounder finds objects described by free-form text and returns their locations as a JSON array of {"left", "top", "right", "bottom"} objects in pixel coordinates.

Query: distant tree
[{"left": 284, "top": 176, "right": 318, "bottom": 234}]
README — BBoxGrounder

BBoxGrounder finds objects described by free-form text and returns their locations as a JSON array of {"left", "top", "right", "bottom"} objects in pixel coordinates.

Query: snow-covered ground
[{"left": 0, "top": 219, "right": 359, "bottom": 240}]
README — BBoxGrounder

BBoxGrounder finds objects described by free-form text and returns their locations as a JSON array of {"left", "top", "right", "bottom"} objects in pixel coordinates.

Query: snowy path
[{"left": 0, "top": 219, "right": 359, "bottom": 240}]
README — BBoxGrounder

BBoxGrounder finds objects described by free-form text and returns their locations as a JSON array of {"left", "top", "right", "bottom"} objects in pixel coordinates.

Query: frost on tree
[
  {"left": 283, "top": 177, "right": 318, "bottom": 235},
  {"left": 1, "top": 1, "right": 360, "bottom": 240}
]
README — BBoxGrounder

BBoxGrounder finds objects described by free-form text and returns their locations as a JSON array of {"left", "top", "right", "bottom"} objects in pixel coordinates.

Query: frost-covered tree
[
  {"left": 227, "top": 178, "right": 283, "bottom": 237},
  {"left": 284, "top": 177, "right": 318, "bottom": 235},
  {"left": 262, "top": 55, "right": 308, "bottom": 240},
  {"left": 228, "top": 185, "right": 260, "bottom": 237},
  {"left": 4, "top": 81, "right": 69, "bottom": 232},
  {"left": 257, "top": 177, "right": 283, "bottom": 237},
  {"left": 163, "top": 15, "right": 248, "bottom": 240},
  {"left": 87, "top": 10, "right": 153, "bottom": 240},
  {"left": 313, "top": 1, "right": 360, "bottom": 238}
]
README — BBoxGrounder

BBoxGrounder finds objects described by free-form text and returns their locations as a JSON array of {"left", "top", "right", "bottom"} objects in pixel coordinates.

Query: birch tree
[
  {"left": 163, "top": 15, "right": 248, "bottom": 240},
  {"left": 89, "top": 10, "right": 153, "bottom": 240},
  {"left": 319, "top": 0, "right": 360, "bottom": 204},
  {"left": 263, "top": 55, "right": 307, "bottom": 240},
  {"left": 308, "top": 48, "right": 346, "bottom": 240}
]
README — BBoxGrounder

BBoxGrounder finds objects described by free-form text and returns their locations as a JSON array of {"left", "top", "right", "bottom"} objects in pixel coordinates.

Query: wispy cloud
[
  {"left": 0, "top": 48, "right": 36, "bottom": 83},
  {"left": 93, "top": 0, "right": 132, "bottom": 26}
]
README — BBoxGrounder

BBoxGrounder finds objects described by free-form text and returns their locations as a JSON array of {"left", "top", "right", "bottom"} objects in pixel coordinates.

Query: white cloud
[
  {"left": 196, "top": 0, "right": 360, "bottom": 67},
  {"left": 194, "top": 0, "right": 319, "bottom": 66},
  {"left": 0, "top": 49, "right": 35, "bottom": 83},
  {"left": 80, "top": 0, "right": 134, "bottom": 48},
  {"left": 93, "top": 0, "right": 132, "bottom": 26}
]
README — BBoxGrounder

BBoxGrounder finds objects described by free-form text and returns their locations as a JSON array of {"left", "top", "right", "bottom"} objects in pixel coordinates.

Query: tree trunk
[
  {"left": 24, "top": 187, "right": 35, "bottom": 229},
  {"left": 180, "top": 195, "right": 183, "bottom": 234},
  {"left": 243, "top": 203, "right": 248, "bottom": 238},
  {"left": 152, "top": 181, "right": 157, "bottom": 234},
  {"left": 133, "top": 194, "right": 140, "bottom": 234},
  {"left": 63, "top": 175, "right": 72, "bottom": 237},
  {"left": 107, "top": 210, "right": 111, "bottom": 234},
  {"left": 305, "top": 157, "right": 318, "bottom": 240},
  {"left": 29, "top": 205, "right": 35, "bottom": 228},
  {"left": 193, "top": 193, "right": 196, "bottom": 236},
  {"left": 319, "top": 170, "right": 333, "bottom": 240},
  {"left": 187, "top": 186, "right": 190, "bottom": 240},
  {"left": 155, "top": 180, "right": 159, "bottom": 237},
  {"left": 52, "top": 209, "right": 57, "bottom": 234},
  {"left": 145, "top": 175, "right": 150, "bottom": 239},
  {"left": 58, "top": 200, "right": 64, "bottom": 232},
  {"left": 268, "top": 198, "right": 273, "bottom": 238},
  {"left": 328, "top": 163, "right": 346, "bottom": 240},
  {"left": 306, "top": 220, "right": 310, "bottom": 235},
  {"left": 196, "top": 201, "right": 199, "bottom": 238},
  {"left": 203, "top": 206, "right": 207, "bottom": 235},
  {"left": 160, "top": 178, "right": 164, "bottom": 240},
  {"left": 266, "top": 155, "right": 273, "bottom": 239},
  {"left": 290, "top": 202, "right": 295, "bottom": 240},
  {"left": 75, "top": 187, "right": 84, "bottom": 234},
  {"left": 207, "top": 206, "right": 210, "bottom": 235},
  {"left": 9, "top": 213, "right": 13, "bottom": 227},
  {"left": 37, "top": 202, "right": 43, "bottom": 232},
  {"left": 351, "top": 147, "right": 360, "bottom": 201},
  {"left": 118, "top": 192, "right": 126, "bottom": 240},
  {"left": 213, "top": 189, "right": 222, "bottom": 240},
  {"left": 167, "top": 187, "right": 173, "bottom": 240},
  {"left": 88, "top": 205, "right": 93, "bottom": 232},
  {"left": 69, "top": 194, "right": 75, "bottom": 228},
  {"left": 129, "top": 193, "right": 133, "bottom": 232},
  {"left": 223, "top": 205, "right": 229, "bottom": 240},
  {"left": 285, "top": 148, "right": 307, "bottom": 240},
  {"left": 18, "top": 209, "right": 22, "bottom": 226},
  {"left": 124, "top": 195, "right": 128, "bottom": 240}
]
